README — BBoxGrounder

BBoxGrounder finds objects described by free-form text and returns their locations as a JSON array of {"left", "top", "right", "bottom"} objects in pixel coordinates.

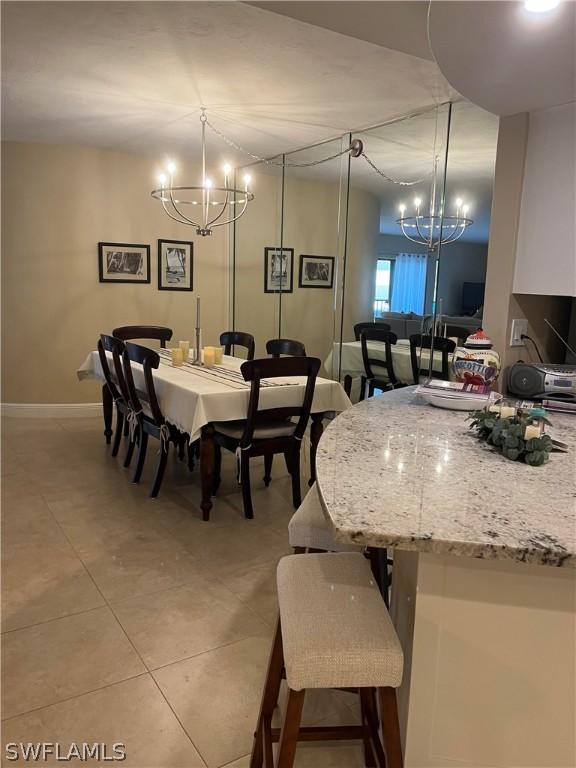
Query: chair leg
[
  {"left": 363, "top": 688, "right": 388, "bottom": 768},
  {"left": 187, "top": 440, "right": 196, "bottom": 472},
  {"left": 379, "top": 687, "right": 403, "bottom": 768},
  {"left": 111, "top": 408, "right": 124, "bottom": 457},
  {"left": 359, "top": 689, "right": 377, "bottom": 768},
  {"left": 150, "top": 444, "right": 169, "bottom": 498},
  {"left": 212, "top": 445, "right": 222, "bottom": 494},
  {"left": 289, "top": 448, "right": 301, "bottom": 509},
  {"left": 276, "top": 687, "right": 305, "bottom": 768},
  {"left": 123, "top": 430, "right": 137, "bottom": 468},
  {"left": 131, "top": 431, "right": 149, "bottom": 483},
  {"left": 263, "top": 453, "right": 273, "bottom": 487},
  {"left": 343, "top": 374, "right": 352, "bottom": 397},
  {"left": 102, "top": 385, "right": 113, "bottom": 445},
  {"left": 250, "top": 619, "right": 284, "bottom": 768},
  {"left": 240, "top": 452, "right": 254, "bottom": 519},
  {"left": 359, "top": 376, "right": 367, "bottom": 402}
]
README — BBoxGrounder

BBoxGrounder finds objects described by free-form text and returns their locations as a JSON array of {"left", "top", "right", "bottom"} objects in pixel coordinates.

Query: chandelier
[
  {"left": 151, "top": 110, "right": 254, "bottom": 236},
  {"left": 396, "top": 196, "right": 473, "bottom": 250}
]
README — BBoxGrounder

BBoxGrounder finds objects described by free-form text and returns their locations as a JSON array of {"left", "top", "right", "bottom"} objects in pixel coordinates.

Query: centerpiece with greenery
[{"left": 468, "top": 409, "right": 552, "bottom": 466}]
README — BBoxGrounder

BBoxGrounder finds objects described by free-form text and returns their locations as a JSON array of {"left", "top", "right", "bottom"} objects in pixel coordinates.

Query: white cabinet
[{"left": 513, "top": 102, "right": 576, "bottom": 297}]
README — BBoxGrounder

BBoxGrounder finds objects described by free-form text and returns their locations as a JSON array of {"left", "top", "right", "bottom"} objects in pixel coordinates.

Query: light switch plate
[{"left": 510, "top": 318, "right": 528, "bottom": 347}]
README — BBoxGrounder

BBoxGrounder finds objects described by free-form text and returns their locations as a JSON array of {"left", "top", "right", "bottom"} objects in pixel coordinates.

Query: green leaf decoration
[{"left": 468, "top": 409, "right": 552, "bottom": 467}]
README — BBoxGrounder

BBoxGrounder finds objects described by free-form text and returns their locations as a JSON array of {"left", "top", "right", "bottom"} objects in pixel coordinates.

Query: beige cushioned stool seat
[
  {"left": 277, "top": 552, "right": 403, "bottom": 691},
  {"left": 288, "top": 484, "right": 362, "bottom": 552}
]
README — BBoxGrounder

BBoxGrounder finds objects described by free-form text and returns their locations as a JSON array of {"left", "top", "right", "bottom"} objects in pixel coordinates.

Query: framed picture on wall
[
  {"left": 98, "top": 242, "right": 150, "bottom": 283},
  {"left": 158, "top": 239, "right": 194, "bottom": 291},
  {"left": 299, "top": 255, "right": 335, "bottom": 289},
  {"left": 264, "top": 247, "right": 294, "bottom": 293}
]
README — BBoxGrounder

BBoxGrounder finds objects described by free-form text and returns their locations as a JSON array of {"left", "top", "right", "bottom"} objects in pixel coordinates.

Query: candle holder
[{"left": 192, "top": 327, "right": 202, "bottom": 365}]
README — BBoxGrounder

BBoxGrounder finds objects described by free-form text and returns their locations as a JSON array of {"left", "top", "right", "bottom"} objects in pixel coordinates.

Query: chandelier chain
[
  {"left": 205, "top": 116, "right": 434, "bottom": 184},
  {"left": 360, "top": 152, "right": 433, "bottom": 186}
]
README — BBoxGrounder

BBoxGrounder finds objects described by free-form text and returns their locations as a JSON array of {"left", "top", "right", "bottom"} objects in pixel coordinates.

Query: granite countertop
[{"left": 316, "top": 387, "right": 576, "bottom": 567}]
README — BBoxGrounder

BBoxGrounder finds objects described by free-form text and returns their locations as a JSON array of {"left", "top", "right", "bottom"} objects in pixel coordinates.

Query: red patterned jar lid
[{"left": 464, "top": 329, "right": 493, "bottom": 349}]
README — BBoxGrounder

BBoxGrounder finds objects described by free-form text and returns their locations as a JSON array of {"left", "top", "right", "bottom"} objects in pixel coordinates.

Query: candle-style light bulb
[
  {"left": 414, "top": 197, "right": 422, "bottom": 214},
  {"left": 244, "top": 174, "right": 251, "bottom": 188},
  {"left": 158, "top": 173, "right": 167, "bottom": 188},
  {"left": 455, "top": 197, "right": 463, "bottom": 208},
  {"left": 399, "top": 203, "right": 406, "bottom": 214},
  {"left": 167, "top": 161, "right": 176, "bottom": 175},
  {"left": 204, "top": 178, "right": 213, "bottom": 189},
  {"left": 223, "top": 164, "right": 232, "bottom": 177},
  {"left": 463, "top": 204, "right": 470, "bottom": 214}
]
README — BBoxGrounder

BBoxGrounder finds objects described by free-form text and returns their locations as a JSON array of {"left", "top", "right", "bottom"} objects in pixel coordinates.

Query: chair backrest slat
[
  {"left": 266, "top": 338, "right": 306, "bottom": 358},
  {"left": 122, "top": 341, "right": 164, "bottom": 425},
  {"left": 98, "top": 334, "right": 128, "bottom": 402},
  {"left": 220, "top": 331, "right": 255, "bottom": 360},
  {"left": 409, "top": 334, "right": 456, "bottom": 384},
  {"left": 444, "top": 325, "right": 474, "bottom": 344},
  {"left": 113, "top": 325, "right": 173, "bottom": 348},
  {"left": 360, "top": 329, "right": 398, "bottom": 384},
  {"left": 354, "top": 322, "right": 390, "bottom": 341},
  {"left": 239, "top": 356, "right": 320, "bottom": 447}
]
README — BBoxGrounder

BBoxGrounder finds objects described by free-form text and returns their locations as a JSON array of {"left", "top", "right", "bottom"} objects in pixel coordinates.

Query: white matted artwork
[
  {"left": 264, "top": 247, "right": 294, "bottom": 293},
  {"left": 98, "top": 242, "right": 150, "bottom": 283},
  {"left": 158, "top": 239, "right": 193, "bottom": 291}
]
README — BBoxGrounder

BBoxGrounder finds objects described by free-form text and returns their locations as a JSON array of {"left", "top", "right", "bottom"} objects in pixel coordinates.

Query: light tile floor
[{"left": 1, "top": 416, "right": 365, "bottom": 767}]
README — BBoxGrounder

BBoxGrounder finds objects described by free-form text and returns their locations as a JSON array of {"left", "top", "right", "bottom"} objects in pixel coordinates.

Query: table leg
[
  {"left": 102, "top": 384, "right": 113, "bottom": 445},
  {"left": 200, "top": 424, "right": 215, "bottom": 521},
  {"left": 309, "top": 413, "right": 324, "bottom": 487}
]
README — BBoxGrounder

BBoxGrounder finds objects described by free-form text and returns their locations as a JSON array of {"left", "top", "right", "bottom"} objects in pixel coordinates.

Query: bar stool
[
  {"left": 288, "top": 484, "right": 362, "bottom": 553},
  {"left": 250, "top": 552, "right": 404, "bottom": 768}
]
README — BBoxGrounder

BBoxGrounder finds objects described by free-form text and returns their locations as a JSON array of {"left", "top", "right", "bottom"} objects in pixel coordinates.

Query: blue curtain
[{"left": 390, "top": 253, "right": 427, "bottom": 314}]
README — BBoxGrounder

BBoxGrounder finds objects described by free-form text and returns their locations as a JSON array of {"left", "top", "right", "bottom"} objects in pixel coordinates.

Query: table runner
[{"left": 78, "top": 351, "right": 351, "bottom": 441}]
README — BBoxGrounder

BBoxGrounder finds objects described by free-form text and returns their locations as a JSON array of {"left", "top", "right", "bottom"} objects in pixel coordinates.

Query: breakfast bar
[{"left": 317, "top": 388, "right": 575, "bottom": 767}]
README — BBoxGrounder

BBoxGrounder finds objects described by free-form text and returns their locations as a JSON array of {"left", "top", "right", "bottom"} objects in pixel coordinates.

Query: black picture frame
[
  {"left": 299, "top": 254, "right": 335, "bottom": 289},
  {"left": 264, "top": 247, "right": 294, "bottom": 293},
  {"left": 157, "top": 239, "right": 194, "bottom": 291},
  {"left": 98, "top": 242, "right": 150, "bottom": 284}
]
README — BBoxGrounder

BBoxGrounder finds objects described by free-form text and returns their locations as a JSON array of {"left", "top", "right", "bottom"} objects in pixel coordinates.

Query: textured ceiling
[
  {"left": 1, "top": 1, "right": 496, "bottom": 241},
  {"left": 1, "top": 0, "right": 452, "bottom": 160}
]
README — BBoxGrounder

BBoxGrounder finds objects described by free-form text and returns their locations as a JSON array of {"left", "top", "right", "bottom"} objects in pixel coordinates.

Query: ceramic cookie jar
[{"left": 452, "top": 329, "right": 501, "bottom": 386}]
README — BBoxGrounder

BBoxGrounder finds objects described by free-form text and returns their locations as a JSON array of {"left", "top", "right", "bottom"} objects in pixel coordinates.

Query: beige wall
[
  {"left": 483, "top": 115, "right": 571, "bottom": 369},
  {"left": 1, "top": 142, "right": 230, "bottom": 404}
]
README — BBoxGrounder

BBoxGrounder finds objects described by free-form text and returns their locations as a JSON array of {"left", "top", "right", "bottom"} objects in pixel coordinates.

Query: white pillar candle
[
  {"left": 499, "top": 406, "right": 516, "bottom": 419},
  {"left": 179, "top": 340, "right": 190, "bottom": 360},
  {"left": 171, "top": 348, "right": 184, "bottom": 367},
  {"left": 203, "top": 347, "right": 216, "bottom": 367},
  {"left": 524, "top": 424, "right": 541, "bottom": 440},
  {"left": 214, "top": 347, "right": 224, "bottom": 364}
]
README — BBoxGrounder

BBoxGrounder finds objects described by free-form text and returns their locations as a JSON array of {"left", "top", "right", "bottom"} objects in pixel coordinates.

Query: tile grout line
[{"left": 40, "top": 482, "right": 214, "bottom": 765}]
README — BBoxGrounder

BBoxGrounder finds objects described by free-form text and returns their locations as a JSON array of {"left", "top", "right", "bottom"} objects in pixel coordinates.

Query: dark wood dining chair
[
  {"left": 353, "top": 321, "right": 391, "bottom": 341},
  {"left": 266, "top": 338, "right": 306, "bottom": 358},
  {"left": 220, "top": 331, "right": 255, "bottom": 360},
  {"left": 112, "top": 325, "right": 173, "bottom": 348},
  {"left": 359, "top": 328, "right": 400, "bottom": 400},
  {"left": 211, "top": 356, "right": 321, "bottom": 520},
  {"left": 409, "top": 334, "right": 456, "bottom": 384},
  {"left": 122, "top": 341, "right": 179, "bottom": 497},
  {"left": 443, "top": 324, "right": 473, "bottom": 344},
  {"left": 97, "top": 334, "right": 140, "bottom": 467}
]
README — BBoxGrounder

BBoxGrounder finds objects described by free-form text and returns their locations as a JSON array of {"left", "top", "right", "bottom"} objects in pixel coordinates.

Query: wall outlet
[{"left": 510, "top": 318, "right": 528, "bottom": 347}]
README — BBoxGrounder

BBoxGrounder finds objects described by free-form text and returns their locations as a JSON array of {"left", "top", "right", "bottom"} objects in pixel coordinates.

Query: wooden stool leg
[
  {"left": 251, "top": 619, "right": 284, "bottom": 768},
  {"left": 379, "top": 687, "right": 403, "bottom": 768},
  {"left": 276, "top": 687, "right": 305, "bottom": 768},
  {"left": 364, "top": 688, "right": 387, "bottom": 768},
  {"left": 359, "top": 689, "right": 377, "bottom": 767}
]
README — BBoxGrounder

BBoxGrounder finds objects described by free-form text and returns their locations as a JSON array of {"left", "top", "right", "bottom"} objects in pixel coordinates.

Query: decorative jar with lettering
[{"left": 452, "top": 329, "right": 501, "bottom": 386}]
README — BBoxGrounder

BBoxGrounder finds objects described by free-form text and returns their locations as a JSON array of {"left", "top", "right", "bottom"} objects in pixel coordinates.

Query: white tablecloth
[
  {"left": 78, "top": 351, "right": 351, "bottom": 441},
  {"left": 324, "top": 340, "right": 455, "bottom": 384}
]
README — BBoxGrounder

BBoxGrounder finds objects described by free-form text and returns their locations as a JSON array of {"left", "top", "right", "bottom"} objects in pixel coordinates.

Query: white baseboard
[{"left": 2, "top": 403, "right": 101, "bottom": 418}]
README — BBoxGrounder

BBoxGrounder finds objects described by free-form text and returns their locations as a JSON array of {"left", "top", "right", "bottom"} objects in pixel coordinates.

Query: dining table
[
  {"left": 324, "top": 339, "right": 456, "bottom": 389},
  {"left": 78, "top": 349, "right": 351, "bottom": 518}
]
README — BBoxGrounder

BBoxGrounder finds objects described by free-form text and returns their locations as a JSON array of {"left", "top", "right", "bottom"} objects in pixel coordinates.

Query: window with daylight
[
  {"left": 390, "top": 253, "right": 427, "bottom": 315},
  {"left": 374, "top": 258, "right": 393, "bottom": 316}
]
